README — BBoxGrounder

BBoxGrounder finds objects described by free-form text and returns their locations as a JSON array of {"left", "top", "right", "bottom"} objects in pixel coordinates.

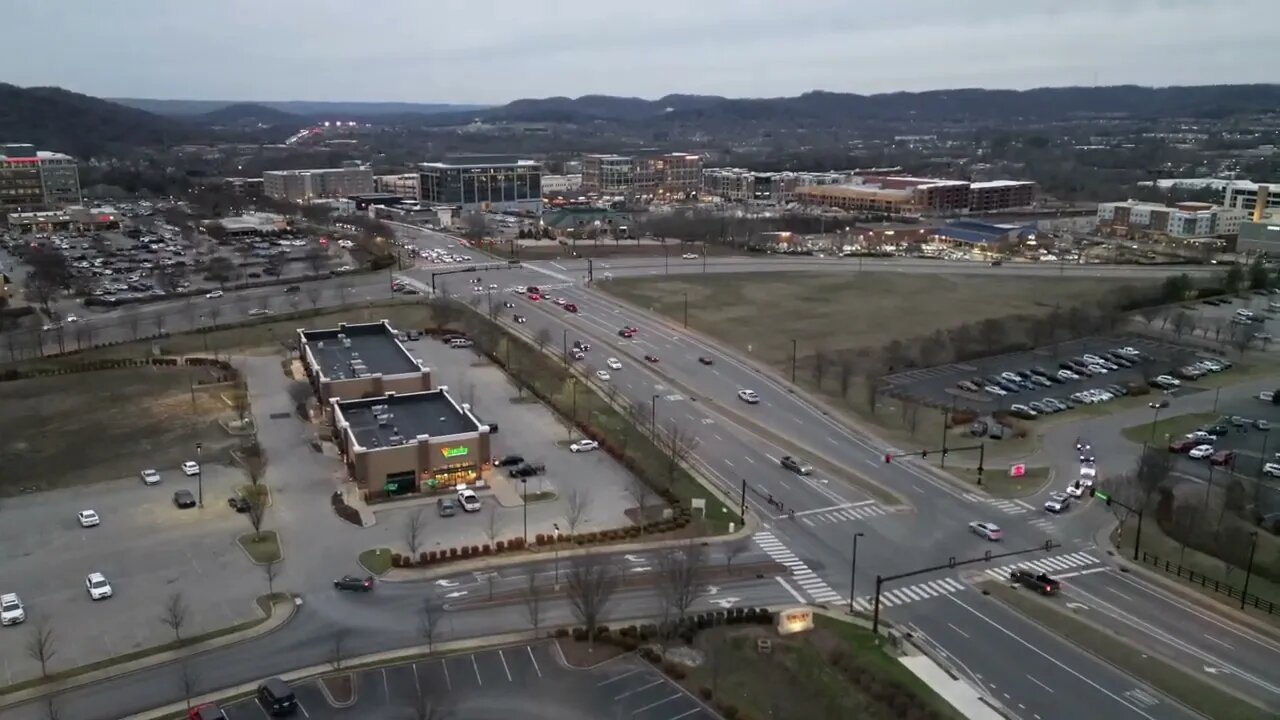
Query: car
[
  {"left": 1188, "top": 444, "right": 1215, "bottom": 459},
  {"left": 1154, "top": 375, "right": 1182, "bottom": 387},
  {"left": 173, "top": 489, "right": 197, "bottom": 508},
  {"left": 182, "top": 461, "right": 200, "bottom": 476},
  {"left": 527, "top": 293, "right": 541, "bottom": 301},
  {"left": 618, "top": 328, "right": 636, "bottom": 338},
  {"left": 256, "top": 677, "right": 298, "bottom": 717},
  {"left": 248, "top": 308, "right": 272, "bottom": 317},
  {"left": 1256, "top": 419, "right": 1272, "bottom": 431},
  {"left": 228, "top": 496, "right": 251, "bottom": 513},
  {"left": 985, "top": 385, "right": 1007, "bottom": 396},
  {"left": 570, "top": 439, "right": 600, "bottom": 453},
  {"left": 969, "top": 521, "right": 1002, "bottom": 541},
  {"left": 780, "top": 455, "right": 813, "bottom": 475},
  {"left": 205, "top": 290, "right": 224, "bottom": 299},
  {"left": 607, "top": 358, "right": 622, "bottom": 370},
  {"left": 698, "top": 356, "right": 714, "bottom": 365},
  {"left": 1210, "top": 450, "right": 1237, "bottom": 467},
  {"left": 140, "top": 468, "right": 162, "bottom": 485},
  {"left": 1259, "top": 391, "right": 1275, "bottom": 402},
  {"left": 554, "top": 297, "right": 566, "bottom": 305},
  {"left": 503, "top": 300, "right": 515, "bottom": 308},
  {"left": 513, "top": 314, "right": 527, "bottom": 323},
  {"left": 1065, "top": 483, "right": 1085, "bottom": 498},
  {"left": 0, "top": 592, "right": 25, "bottom": 626},
  {"left": 284, "top": 285, "right": 301, "bottom": 293},
  {"left": 507, "top": 462, "right": 546, "bottom": 478},
  {"left": 564, "top": 303, "right": 578, "bottom": 313},
  {"left": 437, "top": 497, "right": 458, "bottom": 517},
  {"left": 1149, "top": 399, "right": 1170, "bottom": 409},
  {"left": 86, "top": 572, "right": 113, "bottom": 600},
  {"left": 1010, "top": 568, "right": 1060, "bottom": 595},
  {"left": 1044, "top": 493, "right": 1070, "bottom": 513},
  {"left": 495, "top": 454, "right": 525, "bottom": 467},
  {"left": 1206, "top": 424, "right": 1230, "bottom": 436},
  {"left": 644, "top": 354, "right": 660, "bottom": 363},
  {"left": 333, "top": 575, "right": 374, "bottom": 592},
  {"left": 77, "top": 509, "right": 100, "bottom": 527},
  {"left": 1079, "top": 463, "right": 1096, "bottom": 479},
  {"left": 572, "top": 341, "right": 591, "bottom": 352},
  {"left": 1264, "top": 463, "right": 1280, "bottom": 478},
  {"left": 1057, "top": 369, "right": 1079, "bottom": 381},
  {"left": 457, "top": 488, "right": 482, "bottom": 512},
  {"left": 957, "top": 380, "right": 980, "bottom": 393},
  {"left": 1168, "top": 438, "right": 1198, "bottom": 453},
  {"left": 738, "top": 389, "right": 760, "bottom": 404},
  {"left": 571, "top": 350, "right": 585, "bottom": 361},
  {"left": 595, "top": 370, "right": 611, "bottom": 381},
  {"left": 682, "top": 253, "right": 699, "bottom": 260}
]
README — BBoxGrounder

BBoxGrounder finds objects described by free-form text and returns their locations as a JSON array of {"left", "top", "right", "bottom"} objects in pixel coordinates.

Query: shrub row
[
  {"left": 826, "top": 648, "right": 949, "bottom": 720},
  {"left": 0, "top": 355, "right": 238, "bottom": 383},
  {"left": 330, "top": 491, "right": 363, "bottom": 527},
  {"left": 389, "top": 536, "right": 529, "bottom": 568}
]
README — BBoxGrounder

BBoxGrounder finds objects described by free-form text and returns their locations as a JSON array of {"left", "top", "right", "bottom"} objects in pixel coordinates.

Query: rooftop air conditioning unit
[
  {"left": 389, "top": 434, "right": 404, "bottom": 445},
  {"left": 375, "top": 413, "right": 391, "bottom": 425}
]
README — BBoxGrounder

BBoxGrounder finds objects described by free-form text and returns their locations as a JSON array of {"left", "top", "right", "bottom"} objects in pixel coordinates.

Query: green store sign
[{"left": 440, "top": 446, "right": 470, "bottom": 459}]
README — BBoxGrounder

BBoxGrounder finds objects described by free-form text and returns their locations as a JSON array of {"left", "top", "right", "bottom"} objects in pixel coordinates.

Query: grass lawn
[
  {"left": 1116, "top": 514, "right": 1280, "bottom": 630},
  {"left": 237, "top": 530, "right": 282, "bottom": 564},
  {"left": 683, "top": 615, "right": 965, "bottom": 720},
  {"left": 359, "top": 547, "right": 393, "bottom": 576},
  {"left": 941, "top": 465, "right": 1051, "bottom": 498},
  {"left": 0, "top": 366, "right": 236, "bottom": 495},
  {"left": 984, "top": 581, "right": 1267, "bottom": 720},
  {"left": 603, "top": 271, "right": 1156, "bottom": 439},
  {"left": 522, "top": 490, "right": 558, "bottom": 504},
  {"left": 1121, "top": 412, "right": 1217, "bottom": 445}
]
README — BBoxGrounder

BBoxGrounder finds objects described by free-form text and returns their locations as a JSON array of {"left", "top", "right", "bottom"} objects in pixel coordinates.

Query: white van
[{"left": 449, "top": 338, "right": 474, "bottom": 348}]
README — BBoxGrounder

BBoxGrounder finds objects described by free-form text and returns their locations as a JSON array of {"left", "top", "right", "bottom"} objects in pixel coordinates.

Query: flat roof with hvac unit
[
  {"left": 334, "top": 389, "right": 483, "bottom": 450},
  {"left": 297, "top": 320, "right": 432, "bottom": 405}
]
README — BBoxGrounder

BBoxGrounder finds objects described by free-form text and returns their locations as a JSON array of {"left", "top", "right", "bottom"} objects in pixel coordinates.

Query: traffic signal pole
[
  {"left": 1089, "top": 487, "right": 1143, "bottom": 561},
  {"left": 884, "top": 442, "right": 985, "bottom": 484}
]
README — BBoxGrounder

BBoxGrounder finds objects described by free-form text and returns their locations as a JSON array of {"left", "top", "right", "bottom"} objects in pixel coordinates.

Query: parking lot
[
  {"left": 0, "top": 464, "right": 264, "bottom": 683},
  {"left": 219, "top": 642, "right": 715, "bottom": 720},
  {"left": 1165, "top": 396, "right": 1280, "bottom": 480},
  {"left": 363, "top": 332, "right": 639, "bottom": 552}
]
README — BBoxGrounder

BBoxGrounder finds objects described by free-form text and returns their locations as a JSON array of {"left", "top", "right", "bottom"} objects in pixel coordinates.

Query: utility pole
[{"left": 790, "top": 339, "right": 798, "bottom": 383}]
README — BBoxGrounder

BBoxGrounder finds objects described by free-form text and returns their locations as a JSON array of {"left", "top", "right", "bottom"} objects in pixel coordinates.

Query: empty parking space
[{"left": 589, "top": 662, "right": 717, "bottom": 720}]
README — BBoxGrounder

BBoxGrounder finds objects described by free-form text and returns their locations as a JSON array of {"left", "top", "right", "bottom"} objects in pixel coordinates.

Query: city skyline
[{"left": 7, "top": 0, "right": 1279, "bottom": 105}]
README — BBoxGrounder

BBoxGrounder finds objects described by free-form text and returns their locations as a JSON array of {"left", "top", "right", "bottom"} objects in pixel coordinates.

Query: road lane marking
[
  {"left": 947, "top": 623, "right": 970, "bottom": 638},
  {"left": 1103, "top": 570, "right": 1280, "bottom": 654},
  {"left": 1203, "top": 634, "right": 1234, "bottom": 650},
  {"left": 632, "top": 693, "right": 683, "bottom": 714},
  {"left": 775, "top": 577, "right": 806, "bottom": 603},
  {"left": 527, "top": 645, "right": 543, "bottom": 677},
  {"left": 946, "top": 595, "right": 1162, "bottom": 719},
  {"left": 1027, "top": 675, "right": 1053, "bottom": 692}
]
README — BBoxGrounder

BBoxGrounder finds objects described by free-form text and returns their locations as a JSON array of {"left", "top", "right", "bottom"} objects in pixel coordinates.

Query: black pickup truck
[{"left": 1010, "top": 568, "right": 1060, "bottom": 596}]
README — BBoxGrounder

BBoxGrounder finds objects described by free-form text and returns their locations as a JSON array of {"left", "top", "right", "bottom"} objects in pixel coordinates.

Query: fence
[{"left": 1139, "top": 551, "right": 1278, "bottom": 616}]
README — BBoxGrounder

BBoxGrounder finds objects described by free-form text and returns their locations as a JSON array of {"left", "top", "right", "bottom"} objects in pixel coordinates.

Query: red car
[
  {"left": 1168, "top": 438, "right": 1198, "bottom": 453},
  {"left": 625, "top": 326, "right": 638, "bottom": 334},
  {"left": 698, "top": 356, "right": 714, "bottom": 365},
  {"left": 618, "top": 328, "right": 636, "bottom": 338},
  {"left": 564, "top": 303, "right": 578, "bottom": 313},
  {"left": 1210, "top": 450, "right": 1237, "bottom": 467},
  {"left": 528, "top": 293, "right": 540, "bottom": 301}
]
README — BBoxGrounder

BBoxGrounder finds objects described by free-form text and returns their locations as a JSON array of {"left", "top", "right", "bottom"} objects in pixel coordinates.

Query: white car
[
  {"left": 1079, "top": 463, "right": 1096, "bottom": 479},
  {"left": 140, "top": 469, "right": 161, "bottom": 485},
  {"left": 181, "top": 461, "right": 200, "bottom": 476},
  {"left": 457, "top": 489, "right": 482, "bottom": 512},
  {"left": 1044, "top": 493, "right": 1070, "bottom": 513},
  {"left": 85, "top": 572, "right": 113, "bottom": 600},
  {"left": 0, "top": 593, "right": 25, "bottom": 626},
  {"left": 205, "top": 290, "right": 224, "bottom": 299},
  {"left": 985, "top": 386, "right": 1007, "bottom": 396},
  {"left": 1154, "top": 375, "right": 1182, "bottom": 387},
  {"left": 570, "top": 439, "right": 600, "bottom": 453},
  {"left": 248, "top": 308, "right": 272, "bottom": 317},
  {"left": 682, "top": 253, "right": 699, "bottom": 260},
  {"left": 738, "top": 389, "right": 760, "bottom": 404},
  {"left": 1188, "top": 445, "right": 1215, "bottom": 459},
  {"left": 1259, "top": 391, "right": 1275, "bottom": 402},
  {"left": 1185, "top": 430, "right": 1213, "bottom": 442},
  {"left": 1264, "top": 463, "right": 1280, "bottom": 478},
  {"left": 554, "top": 297, "right": 566, "bottom": 305},
  {"left": 595, "top": 370, "right": 611, "bottom": 381},
  {"left": 606, "top": 358, "right": 622, "bottom": 370},
  {"left": 969, "top": 521, "right": 1003, "bottom": 541},
  {"left": 77, "top": 510, "right": 100, "bottom": 528},
  {"left": 1065, "top": 484, "right": 1085, "bottom": 498}
]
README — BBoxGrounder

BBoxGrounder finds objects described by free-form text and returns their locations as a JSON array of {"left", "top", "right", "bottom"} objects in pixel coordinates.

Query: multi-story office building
[
  {"left": 374, "top": 174, "right": 421, "bottom": 201},
  {"left": 418, "top": 155, "right": 542, "bottom": 212},
  {"left": 0, "top": 143, "right": 81, "bottom": 215},
  {"left": 794, "top": 175, "right": 1037, "bottom": 215},
  {"left": 1222, "top": 181, "right": 1278, "bottom": 216},
  {"left": 541, "top": 174, "right": 583, "bottom": 194},
  {"left": 969, "top": 180, "right": 1039, "bottom": 213},
  {"left": 262, "top": 162, "right": 374, "bottom": 202},
  {"left": 1096, "top": 200, "right": 1245, "bottom": 238},
  {"left": 701, "top": 168, "right": 851, "bottom": 204},
  {"left": 580, "top": 152, "right": 702, "bottom": 197}
]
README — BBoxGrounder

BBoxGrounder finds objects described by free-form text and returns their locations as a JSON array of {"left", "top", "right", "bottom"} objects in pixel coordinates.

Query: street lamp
[
  {"left": 651, "top": 394, "right": 660, "bottom": 435},
  {"left": 1148, "top": 404, "right": 1163, "bottom": 444},
  {"left": 1241, "top": 531, "right": 1260, "bottom": 611},
  {"left": 848, "top": 532, "right": 865, "bottom": 614},
  {"left": 552, "top": 522, "right": 562, "bottom": 589},
  {"left": 195, "top": 442, "right": 204, "bottom": 508},
  {"left": 521, "top": 478, "right": 528, "bottom": 545}
]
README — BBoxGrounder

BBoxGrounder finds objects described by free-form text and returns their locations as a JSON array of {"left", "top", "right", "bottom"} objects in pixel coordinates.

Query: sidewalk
[{"left": 0, "top": 596, "right": 298, "bottom": 710}]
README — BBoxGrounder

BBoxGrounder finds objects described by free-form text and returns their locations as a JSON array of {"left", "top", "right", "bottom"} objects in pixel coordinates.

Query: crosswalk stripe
[
  {"left": 879, "top": 594, "right": 898, "bottom": 607},
  {"left": 924, "top": 580, "right": 949, "bottom": 595},
  {"left": 812, "top": 592, "right": 843, "bottom": 602},
  {"left": 908, "top": 586, "right": 933, "bottom": 599},
  {"left": 941, "top": 578, "right": 965, "bottom": 592},
  {"left": 986, "top": 569, "right": 1005, "bottom": 580}
]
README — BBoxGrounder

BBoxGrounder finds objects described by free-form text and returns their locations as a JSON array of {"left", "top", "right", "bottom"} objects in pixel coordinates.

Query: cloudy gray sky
[{"left": 8, "top": 0, "right": 1278, "bottom": 104}]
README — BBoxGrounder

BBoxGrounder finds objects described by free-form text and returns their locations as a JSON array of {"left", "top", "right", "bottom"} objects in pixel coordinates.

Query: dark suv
[
  {"left": 256, "top": 677, "right": 298, "bottom": 716},
  {"left": 1010, "top": 568, "right": 1059, "bottom": 595}
]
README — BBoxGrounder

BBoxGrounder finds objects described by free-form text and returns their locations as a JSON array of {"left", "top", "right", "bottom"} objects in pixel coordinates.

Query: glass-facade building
[
  {"left": 0, "top": 144, "right": 80, "bottom": 214},
  {"left": 418, "top": 155, "right": 542, "bottom": 212}
]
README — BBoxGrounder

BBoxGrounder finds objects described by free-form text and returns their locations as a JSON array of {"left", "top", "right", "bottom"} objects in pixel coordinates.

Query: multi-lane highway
[{"left": 4, "top": 224, "right": 1276, "bottom": 719}]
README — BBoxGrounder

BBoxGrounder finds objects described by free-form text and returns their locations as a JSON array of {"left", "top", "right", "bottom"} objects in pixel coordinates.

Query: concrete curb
[
  {"left": 235, "top": 530, "right": 285, "bottom": 567},
  {"left": 0, "top": 595, "right": 299, "bottom": 709},
  {"left": 316, "top": 673, "right": 358, "bottom": 708},
  {"left": 377, "top": 520, "right": 759, "bottom": 583}
]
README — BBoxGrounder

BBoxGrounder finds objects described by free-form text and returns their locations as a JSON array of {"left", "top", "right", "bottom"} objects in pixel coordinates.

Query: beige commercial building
[
  {"left": 298, "top": 321, "right": 432, "bottom": 407},
  {"left": 581, "top": 152, "right": 702, "bottom": 197},
  {"left": 263, "top": 163, "right": 374, "bottom": 202}
]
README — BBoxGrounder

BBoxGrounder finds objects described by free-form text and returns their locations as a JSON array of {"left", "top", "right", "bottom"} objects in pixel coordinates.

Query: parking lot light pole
[
  {"left": 195, "top": 442, "right": 204, "bottom": 508},
  {"left": 1241, "top": 531, "right": 1260, "bottom": 610},
  {"left": 848, "top": 532, "right": 864, "bottom": 614},
  {"left": 552, "top": 522, "right": 562, "bottom": 589},
  {"left": 521, "top": 478, "right": 528, "bottom": 545},
  {"left": 1148, "top": 405, "right": 1163, "bottom": 445},
  {"left": 651, "top": 394, "right": 660, "bottom": 436},
  {"left": 790, "top": 339, "right": 798, "bottom": 383}
]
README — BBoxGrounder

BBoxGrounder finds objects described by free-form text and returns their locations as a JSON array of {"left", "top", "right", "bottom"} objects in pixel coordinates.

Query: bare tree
[
  {"left": 835, "top": 352, "right": 857, "bottom": 401},
  {"left": 304, "top": 286, "right": 324, "bottom": 310},
  {"left": 524, "top": 573, "right": 544, "bottom": 638},
  {"left": 404, "top": 508, "right": 427, "bottom": 558},
  {"left": 206, "top": 304, "right": 223, "bottom": 329},
  {"left": 1133, "top": 446, "right": 1174, "bottom": 505},
  {"left": 25, "top": 615, "right": 57, "bottom": 678},
  {"left": 43, "top": 695, "right": 61, "bottom": 720},
  {"left": 658, "top": 420, "right": 700, "bottom": 490},
  {"left": 564, "top": 554, "right": 621, "bottom": 647},
  {"left": 564, "top": 487, "right": 593, "bottom": 536},
  {"left": 534, "top": 326, "right": 552, "bottom": 353},
  {"left": 178, "top": 661, "right": 200, "bottom": 711},
  {"left": 810, "top": 348, "right": 830, "bottom": 388},
  {"left": 656, "top": 542, "right": 707, "bottom": 630},
  {"left": 419, "top": 599, "right": 441, "bottom": 652},
  {"left": 160, "top": 592, "right": 190, "bottom": 642},
  {"left": 263, "top": 557, "right": 282, "bottom": 595},
  {"left": 482, "top": 506, "right": 503, "bottom": 549},
  {"left": 723, "top": 536, "right": 749, "bottom": 573},
  {"left": 246, "top": 493, "right": 269, "bottom": 541},
  {"left": 328, "top": 629, "right": 349, "bottom": 670},
  {"left": 126, "top": 313, "right": 142, "bottom": 340},
  {"left": 305, "top": 248, "right": 329, "bottom": 275},
  {"left": 626, "top": 476, "right": 653, "bottom": 531}
]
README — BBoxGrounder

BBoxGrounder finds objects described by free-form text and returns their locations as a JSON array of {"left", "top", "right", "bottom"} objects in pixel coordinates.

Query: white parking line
[
  {"left": 499, "top": 649, "right": 513, "bottom": 681},
  {"left": 527, "top": 645, "right": 543, "bottom": 677},
  {"left": 598, "top": 668, "right": 641, "bottom": 686},
  {"left": 615, "top": 679, "right": 664, "bottom": 700},
  {"left": 412, "top": 662, "right": 421, "bottom": 698},
  {"left": 382, "top": 668, "right": 390, "bottom": 702},
  {"left": 296, "top": 700, "right": 310, "bottom": 718},
  {"left": 632, "top": 693, "right": 683, "bottom": 714},
  {"left": 668, "top": 709, "right": 702, "bottom": 720},
  {"left": 441, "top": 659, "right": 452, "bottom": 691},
  {"left": 471, "top": 654, "right": 483, "bottom": 685}
]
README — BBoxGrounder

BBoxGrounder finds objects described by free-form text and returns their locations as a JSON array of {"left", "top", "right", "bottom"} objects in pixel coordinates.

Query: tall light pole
[
  {"left": 521, "top": 478, "right": 528, "bottom": 545},
  {"left": 790, "top": 339, "right": 797, "bottom": 383},
  {"left": 651, "top": 394, "right": 659, "bottom": 436},
  {"left": 1148, "top": 404, "right": 1163, "bottom": 445},
  {"left": 848, "top": 531, "right": 865, "bottom": 614},
  {"left": 195, "top": 442, "right": 204, "bottom": 508},
  {"left": 1241, "top": 531, "right": 1260, "bottom": 610},
  {"left": 552, "top": 522, "right": 562, "bottom": 589}
]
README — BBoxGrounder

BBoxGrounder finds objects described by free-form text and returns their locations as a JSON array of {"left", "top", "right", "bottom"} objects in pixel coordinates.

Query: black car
[
  {"left": 698, "top": 356, "right": 714, "bottom": 365},
  {"left": 333, "top": 575, "right": 374, "bottom": 592},
  {"left": 284, "top": 285, "right": 300, "bottom": 293},
  {"left": 494, "top": 454, "right": 525, "bottom": 467},
  {"left": 1010, "top": 568, "right": 1059, "bottom": 595},
  {"left": 508, "top": 462, "right": 547, "bottom": 478},
  {"left": 173, "top": 489, "right": 196, "bottom": 509},
  {"left": 228, "top": 496, "right": 251, "bottom": 513},
  {"left": 503, "top": 301, "right": 515, "bottom": 308},
  {"left": 513, "top": 314, "right": 527, "bottom": 324}
]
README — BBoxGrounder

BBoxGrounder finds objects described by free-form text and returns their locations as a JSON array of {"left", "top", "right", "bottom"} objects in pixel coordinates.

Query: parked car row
[{"left": 958, "top": 347, "right": 1150, "bottom": 402}]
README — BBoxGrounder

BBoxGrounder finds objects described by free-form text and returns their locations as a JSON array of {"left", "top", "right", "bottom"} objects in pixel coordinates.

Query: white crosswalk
[
  {"left": 983, "top": 551, "right": 1102, "bottom": 581},
  {"left": 800, "top": 504, "right": 889, "bottom": 527},
  {"left": 1029, "top": 517, "right": 1056, "bottom": 533},
  {"left": 987, "top": 498, "right": 1037, "bottom": 516},
  {"left": 848, "top": 577, "right": 966, "bottom": 612},
  {"left": 753, "top": 532, "right": 844, "bottom": 604}
]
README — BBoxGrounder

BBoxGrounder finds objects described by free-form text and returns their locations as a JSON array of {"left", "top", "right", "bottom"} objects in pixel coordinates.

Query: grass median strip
[
  {"left": 983, "top": 581, "right": 1268, "bottom": 720},
  {"left": 942, "top": 465, "right": 1050, "bottom": 498},
  {"left": 237, "top": 530, "right": 282, "bottom": 564},
  {"left": 1121, "top": 412, "right": 1216, "bottom": 445},
  {"left": 359, "top": 547, "right": 393, "bottom": 576}
]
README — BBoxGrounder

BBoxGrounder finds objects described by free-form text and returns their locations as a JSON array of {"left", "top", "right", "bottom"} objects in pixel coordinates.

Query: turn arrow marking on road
[
  {"left": 445, "top": 591, "right": 468, "bottom": 598},
  {"left": 710, "top": 597, "right": 740, "bottom": 608},
  {"left": 1202, "top": 666, "right": 1229, "bottom": 675},
  {"left": 630, "top": 566, "right": 652, "bottom": 573},
  {"left": 624, "top": 554, "right": 647, "bottom": 563},
  {"left": 705, "top": 585, "right": 720, "bottom": 595},
  {"left": 1065, "top": 602, "right": 1089, "bottom": 610},
  {"left": 435, "top": 579, "right": 459, "bottom": 588}
]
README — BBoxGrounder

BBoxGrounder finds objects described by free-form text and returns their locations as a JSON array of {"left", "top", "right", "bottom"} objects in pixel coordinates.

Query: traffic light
[
  {"left": 1088, "top": 486, "right": 1096, "bottom": 497},
  {"left": 884, "top": 454, "right": 892, "bottom": 463}
]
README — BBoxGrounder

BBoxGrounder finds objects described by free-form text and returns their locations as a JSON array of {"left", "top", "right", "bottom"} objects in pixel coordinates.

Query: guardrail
[{"left": 1139, "top": 551, "right": 1278, "bottom": 616}]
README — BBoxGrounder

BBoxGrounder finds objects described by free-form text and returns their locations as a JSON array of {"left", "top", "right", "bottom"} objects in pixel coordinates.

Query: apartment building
[
  {"left": 263, "top": 162, "right": 374, "bottom": 202},
  {"left": 1096, "top": 200, "right": 1245, "bottom": 238},
  {"left": 580, "top": 152, "right": 702, "bottom": 197},
  {"left": 1222, "top": 181, "right": 1277, "bottom": 216},
  {"left": 0, "top": 143, "right": 81, "bottom": 215}
]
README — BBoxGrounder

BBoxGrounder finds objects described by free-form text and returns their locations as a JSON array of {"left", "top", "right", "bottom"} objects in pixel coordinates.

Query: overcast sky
[{"left": 8, "top": 0, "right": 1278, "bottom": 105}]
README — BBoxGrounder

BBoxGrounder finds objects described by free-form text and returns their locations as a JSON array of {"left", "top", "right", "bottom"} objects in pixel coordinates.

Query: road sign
[
  {"left": 435, "top": 579, "right": 459, "bottom": 588},
  {"left": 1009, "top": 463, "right": 1026, "bottom": 478}
]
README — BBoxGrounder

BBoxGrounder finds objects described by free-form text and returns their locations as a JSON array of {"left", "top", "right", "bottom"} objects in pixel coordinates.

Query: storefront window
[{"left": 423, "top": 462, "right": 477, "bottom": 491}]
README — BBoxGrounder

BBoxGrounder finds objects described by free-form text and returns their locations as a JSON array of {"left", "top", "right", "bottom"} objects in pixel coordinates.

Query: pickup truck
[{"left": 1010, "top": 568, "right": 1059, "bottom": 596}]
